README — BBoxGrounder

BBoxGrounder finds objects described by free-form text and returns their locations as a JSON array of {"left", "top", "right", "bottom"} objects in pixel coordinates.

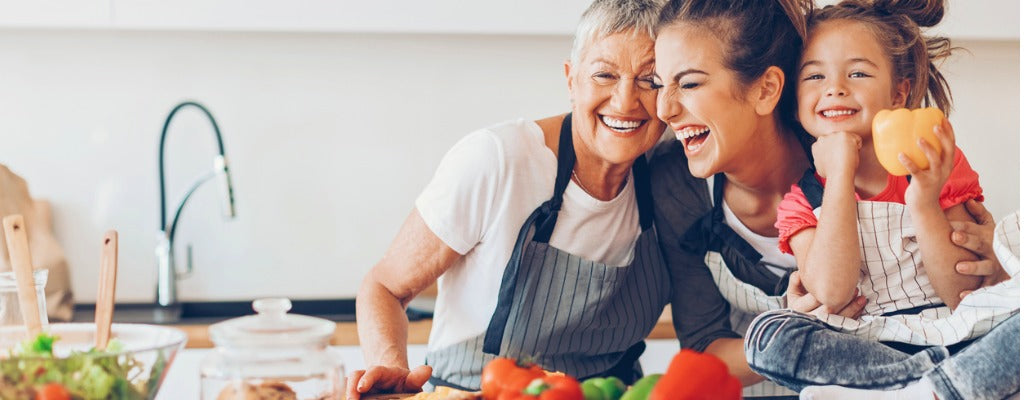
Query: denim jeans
[{"left": 744, "top": 309, "right": 1020, "bottom": 400}]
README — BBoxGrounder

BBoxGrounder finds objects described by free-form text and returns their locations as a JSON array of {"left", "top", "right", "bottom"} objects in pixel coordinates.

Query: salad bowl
[{"left": 0, "top": 323, "right": 186, "bottom": 399}]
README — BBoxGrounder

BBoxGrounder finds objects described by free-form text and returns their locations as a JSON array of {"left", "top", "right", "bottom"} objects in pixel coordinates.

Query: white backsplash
[{"left": 0, "top": 30, "right": 1017, "bottom": 303}]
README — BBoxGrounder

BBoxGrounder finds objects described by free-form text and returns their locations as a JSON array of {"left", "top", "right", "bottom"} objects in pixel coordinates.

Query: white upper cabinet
[
  {"left": 930, "top": 0, "right": 1019, "bottom": 41},
  {"left": 0, "top": 0, "right": 1017, "bottom": 40},
  {"left": 0, "top": 0, "right": 109, "bottom": 28},
  {"left": 109, "top": 0, "right": 593, "bottom": 35}
]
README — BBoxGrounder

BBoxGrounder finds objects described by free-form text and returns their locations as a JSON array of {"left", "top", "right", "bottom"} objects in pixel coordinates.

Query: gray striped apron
[
  {"left": 425, "top": 113, "right": 671, "bottom": 390},
  {"left": 681, "top": 173, "right": 795, "bottom": 397},
  {"left": 796, "top": 169, "right": 1018, "bottom": 347}
]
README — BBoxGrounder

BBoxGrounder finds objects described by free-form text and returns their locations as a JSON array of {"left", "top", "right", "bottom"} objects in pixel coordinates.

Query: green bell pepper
[{"left": 619, "top": 374, "right": 662, "bottom": 400}]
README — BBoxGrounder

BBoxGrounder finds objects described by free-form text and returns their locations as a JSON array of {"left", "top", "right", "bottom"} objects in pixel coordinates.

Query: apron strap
[
  {"left": 799, "top": 168, "right": 911, "bottom": 210},
  {"left": 797, "top": 168, "right": 825, "bottom": 210},
  {"left": 483, "top": 113, "right": 657, "bottom": 355},
  {"left": 680, "top": 174, "right": 761, "bottom": 264},
  {"left": 482, "top": 204, "right": 546, "bottom": 355},
  {"left": 585, "top": 341, "right": 646, "bottom": 385},
  {"left": 534, "top": 113, "right": 655, "bottom": 240},
  {"left": 532, "top": 113, "right": 576, "bottom": 243},
  {"left": 632, "top": 156, "right": 654, "bottom": 230}
]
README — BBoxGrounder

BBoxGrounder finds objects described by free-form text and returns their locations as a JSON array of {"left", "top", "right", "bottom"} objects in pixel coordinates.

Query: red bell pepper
[{"left": 649, "top": 350, "right": 741, "bottom": 400}]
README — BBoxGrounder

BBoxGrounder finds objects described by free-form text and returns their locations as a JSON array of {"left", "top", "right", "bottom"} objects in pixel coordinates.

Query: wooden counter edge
[{"left": 174, "top": 319, "right": 676, "bottom": 349}]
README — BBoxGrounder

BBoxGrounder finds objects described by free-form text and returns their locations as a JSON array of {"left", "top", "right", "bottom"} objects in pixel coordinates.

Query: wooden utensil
[
  {"left": 95, "top": 230, "right": 118, "bottom": 350},
  {"left": 2, "top": 214, "right": 42, "bottom": 337}
]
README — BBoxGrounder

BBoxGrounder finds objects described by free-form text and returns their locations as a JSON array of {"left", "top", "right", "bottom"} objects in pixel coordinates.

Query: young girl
[{"left": 743, "top": 0, "right": 1020, "bottom": 398}]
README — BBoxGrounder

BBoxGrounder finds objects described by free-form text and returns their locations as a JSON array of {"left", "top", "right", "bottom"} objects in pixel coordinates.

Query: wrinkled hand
[
  {"left": 786, "top": 271, "right": 866, "bottom": 319},
  {"left": 346, "top": 365, "right": 433, "bottom": 400},
  {"left": 811, "top": 132, "right": 861, "bottom": 179},
  {"left": 901, "top": 119, "right": 955, "bottom": 208},
  {"left": 950, "top": 199, "right": 1009, "bottom": 298}
]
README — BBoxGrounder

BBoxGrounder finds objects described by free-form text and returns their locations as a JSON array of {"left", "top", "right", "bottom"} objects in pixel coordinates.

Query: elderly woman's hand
[
  {"left": 346, "top": 365, "right": 433, "bottom": 400},
  {"left": 950, "top": 199, "right": 1010, "bottom": 298},
  {"left": 786, "top": 271, "right": 867, "bottom": 319}
]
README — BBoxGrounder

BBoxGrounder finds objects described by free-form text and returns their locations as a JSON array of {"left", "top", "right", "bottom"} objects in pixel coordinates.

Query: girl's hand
[
  {"left": 901, "top": 118, "right": 956, "bottom": 208},
  {"left": 811, "top": 132, "right": 861, "bottom": 179},
  {"left": 786, "top": 271, "right": 866, "bottom": 319}
]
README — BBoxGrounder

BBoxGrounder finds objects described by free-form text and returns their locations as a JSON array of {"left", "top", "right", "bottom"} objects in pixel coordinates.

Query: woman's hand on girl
[
  {"left": 950, "top": 199, "right": 1011, "bottom": 297},
  {"left": 811, "top": 132, "right": 861, "bottom": 179},
  {"left": 900, "top": 119, "right": 956, "bottom": 208}
]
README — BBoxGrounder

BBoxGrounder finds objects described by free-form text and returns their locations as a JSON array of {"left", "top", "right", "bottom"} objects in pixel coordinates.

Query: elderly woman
[
  {"left": 346, "top": 1, "right": 669, "bottom": 398},
  {"left": 649, "top": 0, "right": 1015, "bottom": 397}
]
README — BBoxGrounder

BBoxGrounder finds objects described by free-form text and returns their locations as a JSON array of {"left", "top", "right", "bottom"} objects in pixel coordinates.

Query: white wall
[{"left": 0, "top": 30, "right": 1017, "bottom": 303}]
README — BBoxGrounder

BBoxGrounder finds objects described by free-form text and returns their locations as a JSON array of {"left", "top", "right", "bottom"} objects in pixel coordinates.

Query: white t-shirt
[
  {"left": 708, "top": 178, "right": 796, "bottom": 277},
  {"left": 416, "top": 118, "right": 641, "bottom": 351}
]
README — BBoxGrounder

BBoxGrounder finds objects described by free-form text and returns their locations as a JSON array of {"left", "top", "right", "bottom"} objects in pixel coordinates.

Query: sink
[{"left": 71, "top": 299, "right": 433, "bottom": 325}]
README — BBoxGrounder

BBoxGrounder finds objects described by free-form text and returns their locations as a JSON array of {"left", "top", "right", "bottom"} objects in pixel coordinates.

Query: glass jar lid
[{"left": 209, "top": 298, "right": 335, "bottom": 349}]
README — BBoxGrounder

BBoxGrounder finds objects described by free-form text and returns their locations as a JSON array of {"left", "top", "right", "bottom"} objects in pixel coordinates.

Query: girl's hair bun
[{"left": 871, "top": 0, "right": 945, "bottom": 28}]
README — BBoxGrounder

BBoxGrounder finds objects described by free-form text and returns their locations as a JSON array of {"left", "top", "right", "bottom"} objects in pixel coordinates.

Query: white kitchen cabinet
[
  {"left": 932, "top": 0, "right": 1019, "bottom": 41},
  {"left": 0, "top": 0, "right": 1015, "bottom": 39},
  {"left": 109, "top": 0, "right": 593, "bottom": 34},
  {"left": 0, "top": 0, "right": 109, "bottom": 28},
  {"left": 814, "top": 0, "right": 1018, "bottom": 41}
]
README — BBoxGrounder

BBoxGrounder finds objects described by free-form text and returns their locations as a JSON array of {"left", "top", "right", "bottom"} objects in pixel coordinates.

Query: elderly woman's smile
[
  {"left": 600, "top": 115, "right": 648, "bottom": 135},
  {"left": 569, "top": 30, "right": 662, "bottom": 165}
]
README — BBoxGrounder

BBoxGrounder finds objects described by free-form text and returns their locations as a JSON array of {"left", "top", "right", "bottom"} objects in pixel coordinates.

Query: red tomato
[
  {"left": 481, "top": 358, "right": 545, "bottom": 399},
  {"left": 35, "top": 383, "right": 71, "bottom": 400},
  {"left": 537, "top": 376, "right": 584, "bottom": 400},
  {"left": 481, "top": 358, "right": 582, "bottom": 400}
]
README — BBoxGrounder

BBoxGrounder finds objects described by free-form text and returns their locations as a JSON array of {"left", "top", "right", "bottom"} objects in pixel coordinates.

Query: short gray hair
[{"left": 570, "top": 0, "right": 663, "bottom": 64}]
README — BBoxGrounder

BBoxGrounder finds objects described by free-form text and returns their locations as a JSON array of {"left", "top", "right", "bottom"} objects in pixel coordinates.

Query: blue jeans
[{"left": 744, "top": 309, "right": 1020, "bottom": 400}]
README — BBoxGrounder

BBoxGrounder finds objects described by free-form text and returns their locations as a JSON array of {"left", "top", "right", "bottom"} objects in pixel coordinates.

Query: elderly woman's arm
[{"left": 347, "top": 210, "right": 461, "bottom": 400}]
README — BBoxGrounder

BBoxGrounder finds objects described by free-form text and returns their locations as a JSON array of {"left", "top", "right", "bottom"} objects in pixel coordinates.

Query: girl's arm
[
  {"left": 790, "top": 132, "right": 864, "bottom": 313},
  {"left": 911, "top": 202, "right": 982, "bottom": 309},
  {"left": 903, "top": 120, "right": 982, "bottom": 309}
]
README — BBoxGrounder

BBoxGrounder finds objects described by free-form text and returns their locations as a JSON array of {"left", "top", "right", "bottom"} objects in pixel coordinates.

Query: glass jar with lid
[
  {"left": 200, "top": 298, "right": 344, "bottom": 400},
  {"left": 0, "top": 269, "right": 49, "bottom": 346}
]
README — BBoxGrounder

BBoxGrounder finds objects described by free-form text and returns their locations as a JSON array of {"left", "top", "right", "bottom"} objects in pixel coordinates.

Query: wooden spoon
[
  {"left": 2, "top": 214, "right": 42, "bottom": 338},
  {"left": 95, "top": 230, "right": 118, "bottom": 350}
]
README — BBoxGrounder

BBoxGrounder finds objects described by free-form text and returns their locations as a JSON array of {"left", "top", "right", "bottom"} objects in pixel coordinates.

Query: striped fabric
[
  {"left": 426, "top": 228, "right": 670, "bottom": 390},
  {"left": 993, "top": 211, "right": 1020, "bottom": 277},
  {"left": 704, "top": 251, "right": 795, "bottom": 397},
  {"left": 425, "top": 114, "right": 670, "bottom": 390},
  {"left": 808, "top": 201, "right": 1019, "bottom": 346}
]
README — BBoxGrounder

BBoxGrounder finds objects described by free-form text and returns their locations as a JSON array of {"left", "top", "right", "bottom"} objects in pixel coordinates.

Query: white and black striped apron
[
  {"left": 796, "top": 169, "right": 1019, "bottom": 346},
  {"left": 425, "top": 114, "right": 671, "bottom": 390},
  {"left": 681, "top": 174, "right": 794, "bottom": 397}
]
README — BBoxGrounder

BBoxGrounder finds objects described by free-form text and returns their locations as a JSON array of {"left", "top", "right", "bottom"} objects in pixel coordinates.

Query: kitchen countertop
[
  {"left": 158, "top": 340, "right": 683, "bottom": 399},
  {"left": 172, "top": 308, "right": 677, "bottom": 348}
]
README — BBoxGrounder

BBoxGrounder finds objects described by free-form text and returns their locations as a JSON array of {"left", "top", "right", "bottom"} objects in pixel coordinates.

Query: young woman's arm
[{"left": 951, "top": 200, "right": 1010, "bottom": 296}]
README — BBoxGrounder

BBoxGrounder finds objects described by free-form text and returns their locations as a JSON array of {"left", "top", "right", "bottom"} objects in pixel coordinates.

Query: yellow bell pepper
[{"left": 872, "top": 107, "right": 946, "bottom": 175}]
